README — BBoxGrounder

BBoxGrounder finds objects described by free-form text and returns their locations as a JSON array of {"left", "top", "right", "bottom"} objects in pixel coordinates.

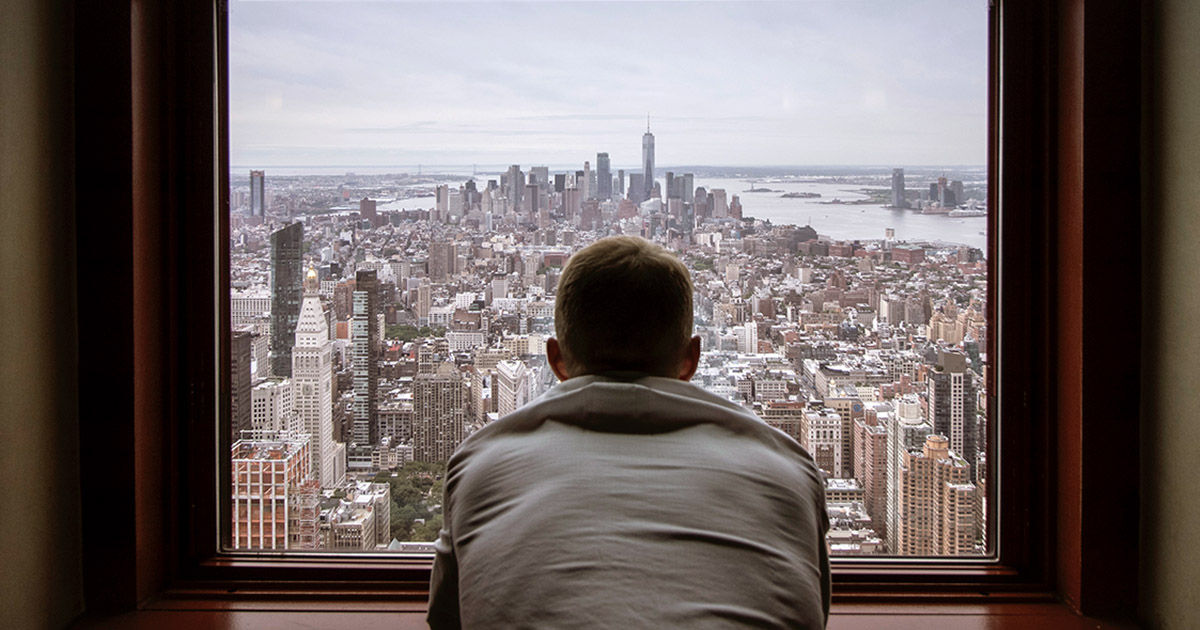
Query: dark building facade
[
  {"left": 642, "top": 121, "right": 655, "bottom": 199},
  {"left": 628, "top": 173, "right": 645, "bottom": 205},
  {"left": 429, "top": 241, "right": 452, "bottom": 282},
  {"left": 928, "top": 349, "right": 978, "bottom": 476},
  {"left": 352, "top": 269, "right": 380, "bottom": 447},
  {"left": 596, "top": 152, "right": 611, "bottom": 200},
  {"left": 891, "top": 168, "right": 908, "bottom": 208},
  {"left": 269, "top": 221, "right": 303, "bottom": 377},
  {"left": 250, "top": 169, "right": 265, "bottom": 217},
  {"left": 230, "top": 329, "right": 253, "bottom": 437}
]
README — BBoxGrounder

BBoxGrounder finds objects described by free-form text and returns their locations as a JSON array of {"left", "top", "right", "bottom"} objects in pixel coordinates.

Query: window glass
[{"left": 227, "top": 0, "right": 988, "bottom": 556}]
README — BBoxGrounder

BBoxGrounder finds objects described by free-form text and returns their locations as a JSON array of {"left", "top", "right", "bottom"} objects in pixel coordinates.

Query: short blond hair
[{"left": 554, "top": 236, "right": 693, "bottom": 376}]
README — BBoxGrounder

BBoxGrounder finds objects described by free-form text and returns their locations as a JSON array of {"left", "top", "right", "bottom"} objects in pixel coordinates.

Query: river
[{"left": 694, "top": 178, "right": 987, "bottom": 251}]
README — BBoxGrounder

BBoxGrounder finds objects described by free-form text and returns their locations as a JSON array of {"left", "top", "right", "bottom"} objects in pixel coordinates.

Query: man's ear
[
  {"left": 677, "top": 335, "right": 701, "bottom": 381},
  {"left": 546, "top": 337, "right": 572, "bottom": 382}
]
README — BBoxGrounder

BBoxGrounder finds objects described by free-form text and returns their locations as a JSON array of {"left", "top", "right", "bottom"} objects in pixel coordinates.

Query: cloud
[
  {"left": 227, "top": 0, "right": 988, "bottom": 167},
  {"left": 860, "top": 90, "right": 888, "bottom": 113}
]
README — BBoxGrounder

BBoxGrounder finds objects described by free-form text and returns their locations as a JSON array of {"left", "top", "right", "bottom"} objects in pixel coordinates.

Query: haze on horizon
[{"left": 230, "top": 0, "right": 987, "bottom": 170}]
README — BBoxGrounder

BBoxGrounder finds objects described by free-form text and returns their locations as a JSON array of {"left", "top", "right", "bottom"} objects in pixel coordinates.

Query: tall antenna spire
[{"left": 647, "top": 113, "right": 651, "bottom": 133}]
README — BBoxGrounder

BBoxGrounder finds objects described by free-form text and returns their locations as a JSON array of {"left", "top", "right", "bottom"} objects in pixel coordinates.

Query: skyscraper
[
  {"left": 231, "top": 433, "right": 313, "bottom": 550},
  {"left": 506, "top": 164, "right": 523, "bottom": 214},
  {"left": 250, "top": 169, "right": 265, "bottom": 217},
  {"left": 359, "top": 197, "right": 377, "bottom": 226},
  {"left": 351, "top": 269, "right": 379, "bottom": 448},
  {"left": 803, "top": 408, "right": 843, "bottom": 477},
  {"left": 580, "top": 199, "right": 601, "bottom": 230},
  {"left": 412, "top": 363, "right": 468, "bottom": 463},
  {"left": 292, "top": 265, "right": 338, "bottom": 487},
  {"left": 269, "top": 222, "right": 303, "bottom": 378},
  {"left": 711, "top": 188, "right": 728, "bottom": 218},
  {"left": 617, "top": 169, "right": 625, "bottom": 196},
  {"left": 642, "top": 117, "right": 655, "bottom": 199},
  {"left": 894, "top": 435, "right": 977, "bottom": 555},
  {"left": 928, "top": 349, "right": 978, "bottom": 475},
  {"left": 563, "top": 187, "right": 582, "bottom": 223},
  {"left": 926, "top": 348, "right": 974, "bottom": 477},
  {"left": 525, "top": 183, "right": 539, "bottom": 215},
  {"left": 435, "top": 185, "right": 449, "bottom": 217},
  {"left": 429, "top": 241, "right": 452, "bottom": 282},
  {"left": 415, "top": 282, "right": 431, "bottom": 326},
  {"left": 596, "top": 152, "right": 611, "bottom": 200},
  {"left": 251, "top": 377, "right": 292, "bottom": 433},
  {"left": 628, "top": 174, "right": 645, "bottom": 205},
  {"left": 494, "top": 359, "right": 529, "bottom": 418},
  {"left": 882, "top": 395, "right": 930, "bottom": 549},
  {"left": 582, "top": 160, "right": 591, "bottom": 201},
  {"left": 530, "top": 166, "right": 549, "bottom": 192},
  {"left": 694, "top": 186, "right": 709, "bottom": 219},
  {"left": 230, "top": 329, "right": 253, "bottom": 438},
  {"left": 854, "top": 402, "right": 891, "bottom": 541},
  {"left": 891, "top": 168, "right": 908, "bottom": 208}
]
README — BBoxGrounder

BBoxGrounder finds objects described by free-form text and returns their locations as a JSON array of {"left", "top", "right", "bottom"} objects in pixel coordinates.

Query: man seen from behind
[{"left": 428, "top": 235, "right": 830, "bottom": 629}]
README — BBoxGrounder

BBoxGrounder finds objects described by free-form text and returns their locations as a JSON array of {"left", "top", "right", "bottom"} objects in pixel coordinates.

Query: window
[
  {"left": 70, "top": 0, "right": 1141, "bottom": 619},
  {"left": 223, "top": 0, "right": 993, "bottom": 561}
]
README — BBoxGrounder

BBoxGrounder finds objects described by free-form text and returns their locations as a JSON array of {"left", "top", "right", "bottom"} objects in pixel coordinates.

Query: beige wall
[
  {"left": 1141, "top": 1, "right": 1200, "bottom": 628},
  {"left": 0, "top": 1, "right": 83, "bottom": 628}
]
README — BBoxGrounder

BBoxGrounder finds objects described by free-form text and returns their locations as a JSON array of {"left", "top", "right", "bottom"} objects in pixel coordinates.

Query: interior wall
[
  {"left": 0, "top": 0, "right": 84, "bottom": 628},
  {"left": 1141, "top": 0, "right": 1200, "bottom": 628}
]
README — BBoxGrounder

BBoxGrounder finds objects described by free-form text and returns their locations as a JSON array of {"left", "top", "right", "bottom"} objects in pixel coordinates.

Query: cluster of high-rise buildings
[
  {"left": 890, "top": 167, "right": 979, "bottom": 215},
  {"left": 230, "top": 432, "right": 391, "bottom": 551},
  {"left": 229, "top": 126, "right": 988, "bottom": 555}
]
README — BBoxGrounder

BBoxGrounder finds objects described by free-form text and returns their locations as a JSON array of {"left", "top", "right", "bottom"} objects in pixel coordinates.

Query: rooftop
[{"left": 231, "top": 435, "right": 308, "bottom": 461}]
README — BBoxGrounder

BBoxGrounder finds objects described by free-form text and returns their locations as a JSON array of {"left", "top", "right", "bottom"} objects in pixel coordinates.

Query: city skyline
[
  {"left": 228, "top": 173, "right": 990, "bottom": 553},
  {"left": 229, "top": 0, "right": 987, "bottom": 168}
]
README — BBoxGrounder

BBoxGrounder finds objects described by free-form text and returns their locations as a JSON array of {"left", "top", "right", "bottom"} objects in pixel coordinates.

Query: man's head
[{"left": 547, "top": 236, "right": 700, "bottom": 381}]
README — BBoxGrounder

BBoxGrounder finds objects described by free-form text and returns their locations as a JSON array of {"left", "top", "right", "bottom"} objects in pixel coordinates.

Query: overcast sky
[{"left": 229, "top": 0, "right": 987, "bottom": 170}]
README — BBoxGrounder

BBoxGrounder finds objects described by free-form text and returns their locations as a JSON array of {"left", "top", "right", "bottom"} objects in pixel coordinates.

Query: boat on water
[{"left": 948, "top": 207, "right": 987, "bottom": 217}]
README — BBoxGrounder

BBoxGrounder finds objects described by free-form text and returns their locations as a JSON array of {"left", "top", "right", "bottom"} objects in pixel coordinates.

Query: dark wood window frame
[{"left": 73, "top": 0, "right": 1141, "bottom": 624}]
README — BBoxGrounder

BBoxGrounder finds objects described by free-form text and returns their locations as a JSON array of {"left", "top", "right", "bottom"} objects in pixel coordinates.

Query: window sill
[{"left": 71, "top": 602, "right": 1138, "bottom": 630}]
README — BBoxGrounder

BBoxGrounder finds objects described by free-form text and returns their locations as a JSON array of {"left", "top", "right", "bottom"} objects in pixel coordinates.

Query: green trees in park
[{"left": 374, "top": 461, "right": 446, "bottom": 543}]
